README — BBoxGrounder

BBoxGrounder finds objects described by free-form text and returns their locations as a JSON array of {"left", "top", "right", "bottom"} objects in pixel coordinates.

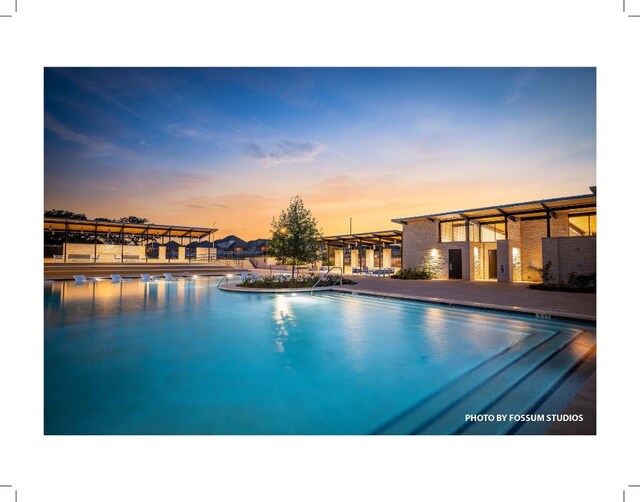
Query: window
[
  {"left": 479, "top": 222, "right": 506, "bottom": 242},
  {"left": 569, "top": 213, "right": 596, "bottom": 236},
  {"left": 469, "top": 222, "right": 480, "bottom": 242},
  {"left": 440, "top": 221, "right": 467, "bottom": 242}
]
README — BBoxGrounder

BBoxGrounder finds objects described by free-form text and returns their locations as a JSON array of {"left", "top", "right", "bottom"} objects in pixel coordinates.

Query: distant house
[
  {"left": 214, "top": 235, "right": 269, "bottom": 257},
  {"left": 214, "top": 235, "right": 248, "bottom": 256},
  {"left": 247, "top": 238, "right": 270, "bottom": 254}
]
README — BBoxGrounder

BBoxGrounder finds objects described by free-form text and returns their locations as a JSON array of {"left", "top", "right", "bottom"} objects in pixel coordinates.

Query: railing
[
  {"left": 310, "top": 266, "right": 343, "bottom": 294},
  {"left": 217, "top": 275, "right": 230, "bottom": 288}
]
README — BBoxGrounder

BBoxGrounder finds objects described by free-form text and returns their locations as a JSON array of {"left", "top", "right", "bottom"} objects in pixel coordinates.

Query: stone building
[{"left": 391, "top": 188, "right": 596, "bottom": 283}]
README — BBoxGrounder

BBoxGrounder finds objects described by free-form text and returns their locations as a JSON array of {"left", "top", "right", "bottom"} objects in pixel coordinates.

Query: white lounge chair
[
  {"left": 110, "top": 274, "right": 131, "bottom": 283},
  {"left": 73, "top": 275, "right": 96, "bottom": 284},
  {"left": 163, "top": 272, "right": 179, "bottom": 280},
  {"left": 140, "top": 273, "right": 155, "bottom": 282}
]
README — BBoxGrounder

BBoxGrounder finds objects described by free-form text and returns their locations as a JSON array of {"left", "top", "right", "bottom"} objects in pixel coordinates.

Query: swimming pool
[{"left": 44, "top": 278, "right": 595, "bottom": 434}]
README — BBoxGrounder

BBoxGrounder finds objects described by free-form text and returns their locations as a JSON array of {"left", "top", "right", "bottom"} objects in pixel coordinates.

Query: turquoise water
[{"left": 44, "top": 278, "right": 595, "bottom": 434}]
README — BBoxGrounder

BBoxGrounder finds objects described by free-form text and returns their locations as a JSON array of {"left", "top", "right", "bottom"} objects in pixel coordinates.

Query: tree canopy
[
  {"left": 269, "top": 196, "right": 322, "bottom": 277},
  {"left": 44, "top": 209, "right": 87, "bottom": 220}
]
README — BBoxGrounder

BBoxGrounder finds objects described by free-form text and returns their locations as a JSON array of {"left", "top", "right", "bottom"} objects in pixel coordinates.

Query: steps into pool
[{"left": 349, "top": 292, "right": 596, "bottom": 435}]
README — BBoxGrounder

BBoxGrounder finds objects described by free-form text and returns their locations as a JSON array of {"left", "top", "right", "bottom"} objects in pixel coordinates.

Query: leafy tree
[
  {"left": 269, "top": 196, "right": 322, "bottom": 279},
  {"left": 118, "top": 216, "right": 149, "bottom": 225},
  {"left": 44, "top": 209, "right": 87, "bottom": 220}
]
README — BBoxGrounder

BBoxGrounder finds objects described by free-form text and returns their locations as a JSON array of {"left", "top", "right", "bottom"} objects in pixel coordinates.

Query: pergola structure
[
  {"left": 44, "top": 217, "right": 217, "bottom": 263},
  {"left": 320, "top": 229, "right": 403, "bottom": 271}
]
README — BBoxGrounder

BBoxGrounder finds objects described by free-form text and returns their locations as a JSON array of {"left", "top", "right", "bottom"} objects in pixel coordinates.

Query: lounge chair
[
  {"left": 140, "top": 273, "right": 155, "bottom": 281},
  {"left": 110, "top": 274, "right": 131, "bottom": 283},
  {"left": 163, "top": 272, "right": 179, "bottom": 280},
  {"left": 73, "top": 275, "right": 96, "bottom": 284}
]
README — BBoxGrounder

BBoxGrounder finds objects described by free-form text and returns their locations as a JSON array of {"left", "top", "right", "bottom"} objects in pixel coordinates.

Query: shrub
[
  {"left": 529, "top": 261, "right": 554, "bottom": 286},
  {"left": 391, "top": 267, "right": 432, "bottom": 280},
  {"left": 566, "top": 272, "right": 596, "bottom": 290}
]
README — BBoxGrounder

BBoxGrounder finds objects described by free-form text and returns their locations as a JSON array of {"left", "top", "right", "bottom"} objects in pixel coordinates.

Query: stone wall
[
  {"left": 402, "top": 220, "right": 438, "bottom": 269},
  {"left": 519, "top": 219, "right": 546, "bottom": 281},
  {"left": 542, "top": 236, "right": 596, "bottom": 285},
  {"left": 431, "top": 242, "right": 472, "bottom": 280},
  {"left": 470, "top": 242, "right": 497, "bottom": 280},
  {"left": 551, "top": 213, "right": 570, "bottom": 237}
]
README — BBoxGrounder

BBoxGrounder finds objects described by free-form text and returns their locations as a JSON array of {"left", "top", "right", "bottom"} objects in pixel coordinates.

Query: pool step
[
  {"left": 318, "top": 292, "right": 589, "bottom": 332},
  {"left": 459, "top": 335, "right": 595, "bottom": 435},
  {"left": 374, "top": 328, "right": 593, "bottom": 434},
  {"left": 415, "top": 329, "right": 594, "bottom": 434}
]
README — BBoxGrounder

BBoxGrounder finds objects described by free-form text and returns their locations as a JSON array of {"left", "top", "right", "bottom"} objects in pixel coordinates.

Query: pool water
[{"left": 44, "top": 278, "right": 595, "bottom": 434}]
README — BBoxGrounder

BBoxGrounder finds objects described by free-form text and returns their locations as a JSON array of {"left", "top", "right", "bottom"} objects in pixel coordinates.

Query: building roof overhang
[
  {"left": 44, "top": 217, "right": 217, "bottom": 239},
  {"left": 391, "top": 193, "right": 597, "bottom": 225},
  {"left": 320, "top": 229, "right": 402, "bottom": 247}
]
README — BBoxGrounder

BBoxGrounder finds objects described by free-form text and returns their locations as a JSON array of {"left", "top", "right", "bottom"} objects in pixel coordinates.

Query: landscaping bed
[{"left": 238, "top": 275, "right": 356, "bottom": 289}]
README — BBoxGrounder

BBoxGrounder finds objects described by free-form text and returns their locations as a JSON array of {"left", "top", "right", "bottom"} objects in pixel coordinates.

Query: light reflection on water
[{"left": 273, "top": 295, "right": 296, "bottom": 353}]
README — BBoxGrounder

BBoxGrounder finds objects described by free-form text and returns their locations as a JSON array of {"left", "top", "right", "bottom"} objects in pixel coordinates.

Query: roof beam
[
  {"left": 540, "top": 202, "right": 556, "bottom": 219},
  {"left": 496, "top": 208, "right": 516, "bottom": 221}
]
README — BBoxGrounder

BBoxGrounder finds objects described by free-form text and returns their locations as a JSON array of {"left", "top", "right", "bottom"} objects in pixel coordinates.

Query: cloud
[
  {"left": 44, "top": 113, "right": 116, "bottom": 157},
  {"left": 507, "top": 69, "right": 537, "bottom": 103},
  {"left": 243, "top": 139, "right": 326, "bottom": 167},
  {"left": 167, "top": 123, "right": 213, "bottom": 140}
]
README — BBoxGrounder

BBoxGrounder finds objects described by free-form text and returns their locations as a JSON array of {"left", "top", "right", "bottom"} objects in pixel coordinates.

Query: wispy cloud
[
  {"left": 50, "top": 68, "right": 166, "bottom": 129},
  {"left": 243, "top": 139, "right": 326, "bottom": 167},
  {"left": 44, "top": 113, "right": 116, "bottom": 157},
  {"left": 507, "top": 69, "right": 537, "bottom": 103},
  {"left": 167, "top": 123, "right": 213, "bottom": 140}
]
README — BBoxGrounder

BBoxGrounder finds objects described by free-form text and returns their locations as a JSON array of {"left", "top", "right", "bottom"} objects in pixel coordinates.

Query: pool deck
[
  {"left": 44, "top": 263, "right": 247, "bottom": 281},
  {"left": 331, "top": 277, "right": 596, "bottom": 322}
]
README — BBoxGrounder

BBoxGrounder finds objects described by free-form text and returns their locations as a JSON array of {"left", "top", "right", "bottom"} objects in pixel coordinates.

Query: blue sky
[{"left": 44, "top": 67, "right": 596, "bottom": 238}]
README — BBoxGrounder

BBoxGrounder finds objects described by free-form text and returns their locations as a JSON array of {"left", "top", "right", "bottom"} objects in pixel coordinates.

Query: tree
[
  {"left": 269, "top": 196, "right": 322, "bottom": 279},
  {"left": 44, "top": 209, "right": 87, "bottom": 220}
]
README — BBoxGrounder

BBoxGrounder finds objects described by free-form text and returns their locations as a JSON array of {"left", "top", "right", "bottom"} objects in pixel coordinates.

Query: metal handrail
[
  {"left": 311, "top": 266, "right": 343, "bottom": 294},
  {"left": 217, "top": 275, "right": 229, "bottom": 288}
]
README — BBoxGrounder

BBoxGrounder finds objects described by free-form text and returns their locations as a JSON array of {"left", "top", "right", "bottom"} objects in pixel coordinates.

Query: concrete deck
[{"left": 333, "top": 277, "right": 596, "bottom": 322}]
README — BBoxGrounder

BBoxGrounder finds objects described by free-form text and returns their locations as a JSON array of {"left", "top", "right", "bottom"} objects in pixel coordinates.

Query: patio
[{"left": 333, "top": 276, "right": 596, "bottom": 321}]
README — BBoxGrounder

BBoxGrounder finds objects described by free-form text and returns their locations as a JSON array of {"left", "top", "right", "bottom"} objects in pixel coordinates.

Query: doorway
[
  {"left": 488, "top": 249, "right": 497, "bottom": 279},
  {"left": 448, "top": 249, "right": 462, "bottom": 279}
]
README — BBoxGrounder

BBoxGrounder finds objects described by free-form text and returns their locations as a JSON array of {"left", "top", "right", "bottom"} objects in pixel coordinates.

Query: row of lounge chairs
[
  {"left": 72, "top": 272, "right": 188, "bottom": 284},
  {"left": 351, "top": 267, "right": 395, "bottom": 277}
]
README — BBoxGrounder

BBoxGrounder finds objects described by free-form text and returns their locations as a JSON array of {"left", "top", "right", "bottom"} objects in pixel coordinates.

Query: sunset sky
[{"left": 44, "top": 68, "right": 596, "bottom": 239}]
